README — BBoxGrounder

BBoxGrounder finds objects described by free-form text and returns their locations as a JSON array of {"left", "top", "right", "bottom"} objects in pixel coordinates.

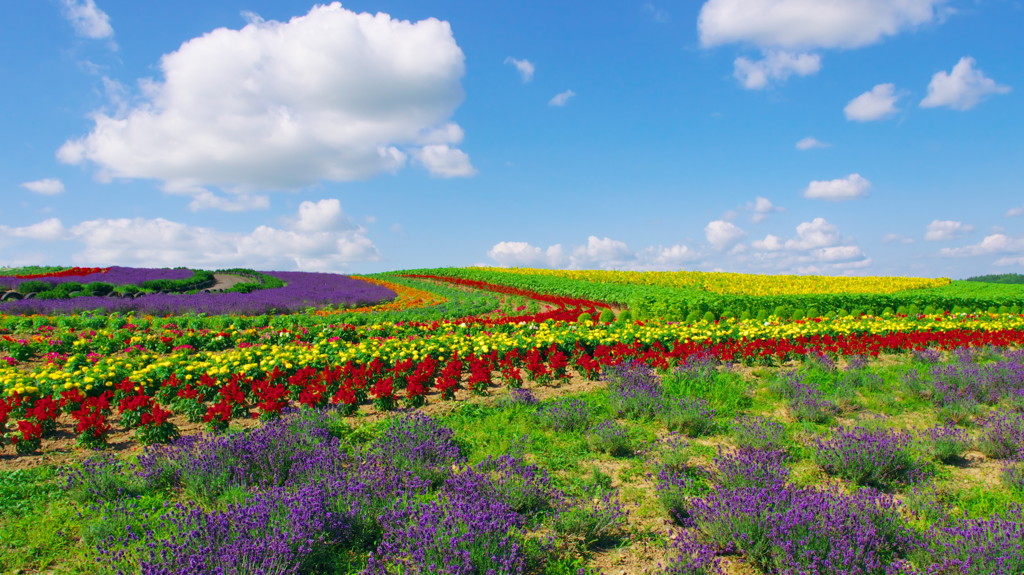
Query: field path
[{"left": 210, "top": 273, "right": 256, "bottom": 290}]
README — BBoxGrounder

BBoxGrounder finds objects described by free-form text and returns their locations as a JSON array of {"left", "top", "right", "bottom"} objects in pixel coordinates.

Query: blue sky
[{"left": 2, "top": 0, "right": 1022, "bottom": 278}]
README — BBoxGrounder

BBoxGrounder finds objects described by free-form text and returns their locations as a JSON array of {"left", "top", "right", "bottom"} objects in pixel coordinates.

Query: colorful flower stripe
[
  {"left": 469, "top": 266, "right": 950, "bottom": 296},
  {"left": 4, "top": 312, "right": 1024, "bottom": 399},
  {"left": 1, "top": 267, "right": 109, "bottom": 280},
  {"left": 314, "top": 276, "right": 446, "bottom": 316},
  {"left": 3, "top": 323, "right": 1024, "bottom": 455},
  {"left": 401, "top": 273, "right": 609, "bottom": 324}
]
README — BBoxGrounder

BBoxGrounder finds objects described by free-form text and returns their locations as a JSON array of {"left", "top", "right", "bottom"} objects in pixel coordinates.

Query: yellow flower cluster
[
  {"left": 474, "top": 267, "right": 949, "bottom": 296},
  {"left": 3, "top": 312, "right": 1023, "bottom": 398}
]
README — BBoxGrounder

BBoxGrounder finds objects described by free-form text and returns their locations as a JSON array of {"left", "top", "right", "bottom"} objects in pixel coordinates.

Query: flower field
[{"left": 1, "top": 266, "right": 1023, "bottom": 574}]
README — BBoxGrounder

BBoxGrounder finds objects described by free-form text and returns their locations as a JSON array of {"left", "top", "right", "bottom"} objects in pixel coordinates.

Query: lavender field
[
  {"left": 4, "top": 345, "right": 1023, "bottom": 574},
  {"left": 0, "top": 268, "right": 396, "bottom": 315}
]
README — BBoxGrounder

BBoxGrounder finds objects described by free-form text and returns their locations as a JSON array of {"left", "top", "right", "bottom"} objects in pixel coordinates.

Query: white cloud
[
  {"left": 705, "top": 220, "right": 746, "bottom": 250},
  {"left": 803, "top": 173, "right": 871, "bottom": 201},
  {"left": 815, "top": 245, "right": 865, "bottom": 262},
  {"left": 747, "top": 196, "right": 783, "bottom": 223},
  {"left": 549, "top": 90, "right": 576, "bottom": 107},
  {"left": 752, "top": 234, "right": 785, "bottom": 251},
  {"left": 940, "top": 234, "right": 1024, "bottom": 257},
  {"left": 925, "top": 220, "right": 974, "bottom": 241},
  {"left": 844, "top": 83, "right": 901, "bottom": 121},
  {"left": 920, "top": 57, "right": 1011, "bottom": 111},
  {"left": 414, "top": 145, "right": 477, "bottom": 178},
  {"left": 487, "top": 237, "right": 699, "bottom": 271},
  {"left": 746, "top": 217, "right": 869, "bottom": 273},
  {"left": 20, "top": 179, "right": 65, "bottom": 195},
  {"left": 642, "top": 244, "right": 698, "bottom": 267},
  {"left": 733, "top": 51, "right": 820, "bottom": 89},
  {"left": 1007, "top": 206, "right": 1024, "bottom": 217},
  {"left": 487, "top": 241, "right": 566, "bottom": 268},
  {"left": 58, "top": 3, "right": 472, "bottom": 198},
  {"left": 504, "top": 57, "right": 535, "bottom": 82},
  {"left": 0, "top": 219, "right": 67, "bottom": 241},
  {"left": 571, "top": 236, "right": 634, "bottom": 269},
  {"left": 187, "top": 191, "right": 269, "bottom": 212},
  {"left": 795, "top": 137, "right": 829, "bottom": 150},
  {"left": 0, "top": 201, "right": 377, "bottom": 271},
  {"left": 293, "top": 199, "right": 354, "bottom": 232},
  {"left": 698, "top": 0, "right": 949, "bottom": 50},
  {"left": 60, "top": 0, "right": 114, "bottom": 40},
  {"left": 786, "top": 217, "right": 841, "bottom": 250}
]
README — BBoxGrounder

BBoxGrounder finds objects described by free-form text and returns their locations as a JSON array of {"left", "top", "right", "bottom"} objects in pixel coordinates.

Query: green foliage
[
  {"left": 598, "top": 308, "right": 615, "bottom": 323},
  {"left": 402, "top": 268, "right": 1024, "bottom": 322},
  {"left": 16, "top": 279, "right": 51, "bottom": 295},
  {"left": 963, "top": 273, "right": 1024, "bottom": 284}
]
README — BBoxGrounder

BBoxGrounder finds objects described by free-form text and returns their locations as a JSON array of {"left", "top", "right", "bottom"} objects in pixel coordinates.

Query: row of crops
[
  {"left": 2, "top": 265, "right": 1024, "bottom": 451},
  {"left": 402, "top": 267, "right": 1024, "bottom": 321},
  {"left": 2, "top": 264, "right": 1024, "bottom": 574}
]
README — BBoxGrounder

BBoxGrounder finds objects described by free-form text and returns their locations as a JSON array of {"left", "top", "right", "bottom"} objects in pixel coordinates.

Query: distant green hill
[{"left": 964, "top": 273, "right": 1024, "bottom": 284}]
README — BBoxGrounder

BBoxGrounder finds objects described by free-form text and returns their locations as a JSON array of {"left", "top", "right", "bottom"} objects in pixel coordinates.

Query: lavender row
[
  {"left": 67, "top": 410, "right": 624, "bottom": 575},
  {"left": 0, "top": 270, "right": 396, "bottom": 315},
  {"left": 0, "top": 266, "right": 193, "bottom": 290}
]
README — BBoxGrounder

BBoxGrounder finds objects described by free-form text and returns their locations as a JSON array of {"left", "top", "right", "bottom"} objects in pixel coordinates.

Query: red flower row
[{"left": 3, "top": 267, "right": 109, "bottom": 279}]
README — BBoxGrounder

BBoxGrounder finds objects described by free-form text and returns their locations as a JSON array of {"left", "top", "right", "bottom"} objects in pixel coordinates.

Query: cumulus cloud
[
  {"left": 705, "top": 220, "right": 747, "bottom": 250},
  {"left": 487, "top": 236, "right": 699, "bottom": 271},
  {"left": 700, "top": 0, "right": 948, "bottom": 88},
  {"left": 925, "top": 220, "right": 974, "bottom": 241},
  {"left": 844, "top": 83, "right": 901, "bottom": 121},
  {"left": 733, "top": 50, "right": 820, "bottom": 89},
  {"left": 747, "top": 217, "right": 869, "bottom": 273},
  {"left": 0, "top": 200, "right": 377, "bottom": 271},
  {"left": 61, "top": 0, "right": 114, "bottom": 40},
  {"left": 20, "top": 179, "right": 66, "bottom": 195},
  {"left": 58, "top": 3, "right": 472, "bottom": 205},
  {"left": 747, "top": 196, "right": 783, "bottom": 223},
  {"left": 698, "top": 0, "right": 949, "bottom": 50},
  {"left": 186, "top": 191, "right": 269, "bottom": 212},
  {"left": 414, "top": 145, "right": 477, "bottom": 178},
  {"left": 795, "top": 137, "right": 829, "bottom": 150},
  {"left": 940, "top": 234, "right": 1024, "bottom": 258},
  {"left": 504, "top": 57, "right": 535, "bottom": 82},
  {"left": 548, "top": 90, "right": 576, "bottom": 107},
  {"left": 487, "top": 242, "right": 566, "bottom": 268},
  {"left": 786, "top": 217, "right": 841, "bottom": 250},
  {"left": 0, "top": 219, "right": 67, "bottom": 241},
  {"left": 920, "top": 57, "right": 1011, "bottom": 111},
  {"left": 571, "top": 236, "right": 634, "bottom": 269},
  {"left": 1007, "top": 206, "right": 1024, "bottom": 217},
  {"left": 803, "top": 173, "right": 871, "bottom": 201}
]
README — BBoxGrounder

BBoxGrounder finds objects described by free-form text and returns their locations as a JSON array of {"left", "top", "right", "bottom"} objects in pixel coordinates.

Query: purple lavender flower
[
  {"left": 976, "top": 411, "right": 1024, "bottom": 460},
  {"left": 713, "top": 447, "right": 790, "bottom": 491},
  {"left": 730, "top": 415, "right": 788, "bottom": 452},
  {"left": 537, "top": 398, "right": 594, "bottom": 432},
  {"left": 603, "top": 361, "right": 663, "bottom": 420},
  {"left": 366, "top": 469, "right": 526, "bottom": 575},
  {"left": 0, "top": 268, "right": 395, "bottom": 315},
  {"left": 924, "top": 424, "right": 972, "bottom": 464},
  {"left": 367, "top": 411, "right": 466, "bottom": 487},
  {"left": 587, "top": 419, "right": 635, "bottom": 456},
  {"left": 906, "top": 505, "right": 1024, "bottom": 575},
  {"left": 689, "top": 485, "right": 915, "bottom": 575},
  {"left": 814, "top": 426, "right": 930, "bottom": 488},
  {"left": 663, "top": 530, "right": 724, "bottom": 575}
]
